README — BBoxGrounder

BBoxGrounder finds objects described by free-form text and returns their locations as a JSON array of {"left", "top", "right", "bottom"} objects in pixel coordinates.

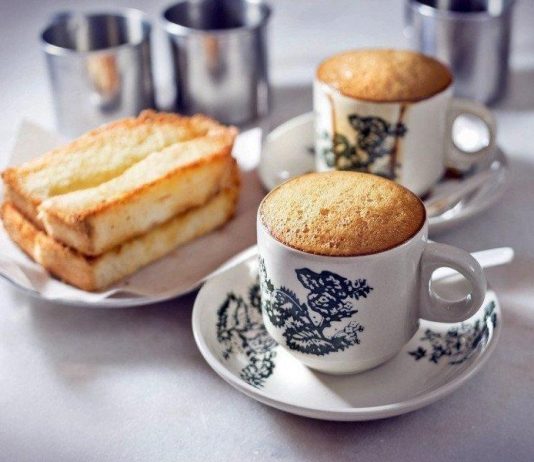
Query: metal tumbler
[
  {"left": 405, "top": 0, "right": 515, "bottom": 104},
  {"left": 162, "top": 0, "right": 271, "bottom": 125},
  {"left": 41, "top": 10, "right": 155, "bottom": 137}
]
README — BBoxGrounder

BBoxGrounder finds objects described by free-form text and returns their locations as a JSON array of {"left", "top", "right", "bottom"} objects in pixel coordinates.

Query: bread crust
[{"left": 3, "top": 183, "right": 43, "bottom": 228}]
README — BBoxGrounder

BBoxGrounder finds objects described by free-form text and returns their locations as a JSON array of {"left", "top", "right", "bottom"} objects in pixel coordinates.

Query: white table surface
[{"left": 1, "top": 1, "right": 533, "bottom": 461}]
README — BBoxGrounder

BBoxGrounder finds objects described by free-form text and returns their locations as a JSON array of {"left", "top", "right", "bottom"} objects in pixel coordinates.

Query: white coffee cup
[
  {"left": 314, "top": 49, "right": 497, "bottom": 196},
  {"left": 257, "top": 174, "right": 487, "bottom": 375}
]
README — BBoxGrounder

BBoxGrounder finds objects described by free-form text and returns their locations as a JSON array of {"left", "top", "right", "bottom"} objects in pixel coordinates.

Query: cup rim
[
  {"left": 161, "top": 0, "right": 271, "bottom": 37},
  {"left": 257, "top": 192, "right": 428, "bottom": 261},
  {"left": 406, "top": 0, "right": 516, "bottom": 21},
  {"left": 40, "top": 8, "right": 151, "bottom": 56}
]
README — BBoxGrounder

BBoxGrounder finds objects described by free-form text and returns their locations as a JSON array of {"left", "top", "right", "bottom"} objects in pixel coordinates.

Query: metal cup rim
[
  {"left": 406, "top": 0, "right": 515, "bottom": 21},
  {"left": 161, "top": 0, "right": 271, "bottom": 37},
  {"left": 40, "top": 8, "right": 152, "bottom": 56}
]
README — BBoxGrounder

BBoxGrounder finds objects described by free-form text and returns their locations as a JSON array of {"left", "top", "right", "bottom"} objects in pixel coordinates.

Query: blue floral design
[
  {"left": 259, "top": 258, "right": 373, "bottom": 356},
  {"left": 216, "top": 283, "right": 277, "bottom": 388},
  {"left": 408, "top": 300, "right": 497, "bottom": 364},
  {"left": 320, "top": 113, "right": 407, "bottom": 177}
]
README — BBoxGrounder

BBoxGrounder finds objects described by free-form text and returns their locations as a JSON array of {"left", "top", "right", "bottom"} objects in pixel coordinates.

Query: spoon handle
[{"left": 432, "top": 247, "right": 514, "bottom": 281}]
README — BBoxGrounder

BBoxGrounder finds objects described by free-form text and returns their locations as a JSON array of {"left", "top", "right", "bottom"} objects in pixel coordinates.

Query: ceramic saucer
[
  {"left": 192, "top": 254, "right": 501, "bottom": 421},
  {"left": 258, "top": 112, "right": 508, "bottom": 234}
]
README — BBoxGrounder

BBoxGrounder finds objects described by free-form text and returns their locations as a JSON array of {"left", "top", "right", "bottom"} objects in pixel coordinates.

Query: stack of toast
[{"left": 1, "top": 110, "right": 240, "bottom": 291}]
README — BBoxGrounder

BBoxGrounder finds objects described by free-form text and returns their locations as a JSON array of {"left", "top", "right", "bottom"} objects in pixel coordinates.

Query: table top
[{"left": 1, "top": 1, "right": 533, "bottom": 461}]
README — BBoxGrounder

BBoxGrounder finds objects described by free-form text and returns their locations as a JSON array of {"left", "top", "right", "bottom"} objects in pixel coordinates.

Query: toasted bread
[
  {"left": 1, "top": 177, "right": 239, "bottom": 291},
  {"left": 38, "top": 136, "right": 237, "bottom": 255},
  {"left": 2, "top": 110, "right": 235, "bottom": 228}
]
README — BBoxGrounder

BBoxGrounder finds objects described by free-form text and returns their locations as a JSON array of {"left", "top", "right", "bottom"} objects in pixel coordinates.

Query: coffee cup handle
[
  {"left": 419, "top": 242, "right": 487, "bottom": 323},
  {"left": 446, "top": 97, "right": 497, "bottom": 171}
]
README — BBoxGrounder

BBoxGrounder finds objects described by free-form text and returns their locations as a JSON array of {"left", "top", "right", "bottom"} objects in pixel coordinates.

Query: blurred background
[{"left": 2, "top": 0, "right": 533, "bottom": 154}]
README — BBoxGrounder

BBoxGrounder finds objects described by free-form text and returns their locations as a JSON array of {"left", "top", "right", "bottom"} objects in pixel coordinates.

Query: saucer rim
[
  {"left": 192, "top": 255, "right": 501, "bottom": 421},
  {"left": 0, "top": 272, "right": 188, "bottom": 308}
]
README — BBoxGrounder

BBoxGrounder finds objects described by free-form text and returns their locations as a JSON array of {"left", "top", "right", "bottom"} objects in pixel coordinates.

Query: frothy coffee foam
[
  {"left": 317, "top": 49, "right": 452, "bottom": 102},
  {"left": 260, "top": 172, "right": 426, "bottom": 256}
]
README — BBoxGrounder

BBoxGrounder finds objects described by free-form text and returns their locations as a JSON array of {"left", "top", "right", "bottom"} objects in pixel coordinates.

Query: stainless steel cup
[
  {"left": 405, "top": 0, "right": 515, "bottom": 104},
  {"left": 41, "top": 10, "right": 155, "bottom": 136},
  {"left": 162, "top": 0, "right": 271, "bottom": 125}
]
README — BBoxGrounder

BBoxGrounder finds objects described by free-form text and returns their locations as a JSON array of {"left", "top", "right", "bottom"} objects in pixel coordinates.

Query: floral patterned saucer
[
  {"left": 258, "top": 113, "right": 508, "bottom": 235},
  {"left": 192, "top": 255, "right": 501, "bottom": 421}
]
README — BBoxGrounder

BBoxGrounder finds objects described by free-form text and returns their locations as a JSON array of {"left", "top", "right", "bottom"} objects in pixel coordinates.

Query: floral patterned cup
[
  {"left": 314, "top": 52, "right": 497, "bottom": 196},
  {"left": 257, "top": 215, "right": 487, "bottom": 375}
]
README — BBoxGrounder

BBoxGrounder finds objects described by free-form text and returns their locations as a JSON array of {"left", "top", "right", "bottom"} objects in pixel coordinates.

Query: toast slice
[
  {"left": 38, "top": 136, "right": 237, "bottom": 255},
  {"left": 1, "top": 177, "right": 239, "bottom": 291},
  {"left": 2, "top": 110, "right": 234, "bottom": 228}
]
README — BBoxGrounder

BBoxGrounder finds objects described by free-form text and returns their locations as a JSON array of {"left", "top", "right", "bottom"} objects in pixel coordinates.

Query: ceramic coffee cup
[
  {"left": 314, "top": 49, "right": 497, "bottom": 196},
  {"left": 257, "top": 172, "right": 486, "bottom": 374}
]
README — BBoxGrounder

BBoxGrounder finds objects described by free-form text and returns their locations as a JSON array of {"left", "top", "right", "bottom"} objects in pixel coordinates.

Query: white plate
[
  {"left": 258, "top": 113, "right": 508, "bottom": 234},
  {"left": 192, "top": 254, "right": 501, "bottom": 421}
]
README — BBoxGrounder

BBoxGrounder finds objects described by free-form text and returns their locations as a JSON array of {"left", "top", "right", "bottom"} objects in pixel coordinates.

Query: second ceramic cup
[{"left": 314, "top": 49, "right": 497, "bottom": 196}]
